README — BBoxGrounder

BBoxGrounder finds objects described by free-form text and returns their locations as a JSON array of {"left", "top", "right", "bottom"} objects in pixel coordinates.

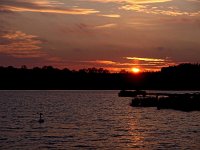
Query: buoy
[{"left": 38, "top": 113, "right": 44, "bottom": 123}]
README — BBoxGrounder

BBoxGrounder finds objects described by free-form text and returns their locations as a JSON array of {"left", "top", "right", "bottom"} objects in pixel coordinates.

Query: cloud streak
[
  {"left": 1, "top": 5, "right": 99, "bottom": 15},
  {"left": 0, "top": 30, "right": 46, "bottom": 58},
  {"left": 126, "top": 57, "right": 165, "bottom": 62},
  {"left": 81, "top": 56, "right": 177, "bottom": 72},
  {"left": 87, "top": 0, "right": 200, "bottom": 16},
  {"left": 88, "top": 0, "right": 172, "bottom": 4},
  {"left": 121, "top": 4, "right": 200, "bottom": 16},
  {"left": 0, "top": 0, "right": 99, "bottom": 15},
  {"left": 98, "top": 14, "right": 121, "bottom": 18},
  {"left": 94, "top": 24, "right": 117, "bottom": 29}
]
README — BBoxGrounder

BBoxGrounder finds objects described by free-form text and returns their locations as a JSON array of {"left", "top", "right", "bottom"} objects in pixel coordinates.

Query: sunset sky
[{"left": 0, "top": 0, "right": 200, "bottom": 72}]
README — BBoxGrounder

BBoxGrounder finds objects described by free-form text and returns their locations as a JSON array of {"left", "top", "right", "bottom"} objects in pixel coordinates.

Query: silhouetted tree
[{"left": 0, "top": 63, "right": 199, "bottom": 90}]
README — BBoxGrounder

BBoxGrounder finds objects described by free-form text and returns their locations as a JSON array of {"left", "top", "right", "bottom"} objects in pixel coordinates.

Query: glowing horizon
[{"left": 0, "top": 0, "right": 199, "bottom": 71}]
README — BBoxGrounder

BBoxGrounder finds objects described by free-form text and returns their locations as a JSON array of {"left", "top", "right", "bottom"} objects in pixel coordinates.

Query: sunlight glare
[{"left": 132, "top": 67, "right": 140, "bottom": 73}]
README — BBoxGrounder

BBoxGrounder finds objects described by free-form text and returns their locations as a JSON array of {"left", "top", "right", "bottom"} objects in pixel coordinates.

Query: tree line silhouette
[{"left": 0, "top": 63, "right": 199, "bottom": 90}]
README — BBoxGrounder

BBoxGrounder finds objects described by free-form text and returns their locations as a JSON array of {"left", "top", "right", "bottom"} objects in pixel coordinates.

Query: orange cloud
[
  {"left": 0, "top": 31, "right": 46, "bottom": 58},
  {"left": 1, "top": 5, "right": 99, "bottom": 15},
  {"left": 81, "top": 57, "right": 178, "bottom": 72},
  {"left": 87, "top": 0, "right": 200, "bottom": 16},
  {"left": 121, "top": 4, "right": 200, "bottom": 16},
  {"left": 0, "top": 30, "right": 65, "bottom": 67},
  {"left": 126, "top": 57, "right": 165, "bottom": 62},
  {"left": 33, "top": 1, "right": 64, "bottom": 7},
  {"left": 82, "top": 60, "right": 117, "bottom": 65},
  {"left": 98, "top": 14, "right": 121, "bottom": 18},
  {"left": 94, "top": 23, "right": 117, "bottom": 29},
  {"left": 87, "top": 0, "right": 171, "bottom": 4}
]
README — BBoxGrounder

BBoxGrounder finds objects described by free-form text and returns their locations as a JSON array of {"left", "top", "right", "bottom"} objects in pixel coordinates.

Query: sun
[{"left": 131, "top": 67, "right": 140, "bottom": 74}]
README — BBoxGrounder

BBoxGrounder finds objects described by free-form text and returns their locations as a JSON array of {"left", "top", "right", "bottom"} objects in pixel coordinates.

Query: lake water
[{"left": 0, "top": 90, "right": 199, "bottom": 149}]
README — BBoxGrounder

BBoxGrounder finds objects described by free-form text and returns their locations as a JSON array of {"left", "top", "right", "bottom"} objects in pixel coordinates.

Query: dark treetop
[{"left": 0, "top": 63, "right": 200, "bottom": 90}]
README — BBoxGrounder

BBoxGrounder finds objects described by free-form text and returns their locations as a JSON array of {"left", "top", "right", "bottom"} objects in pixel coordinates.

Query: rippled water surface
[{"left": 0, "top": 90, "right": 199, "bottom": 149}]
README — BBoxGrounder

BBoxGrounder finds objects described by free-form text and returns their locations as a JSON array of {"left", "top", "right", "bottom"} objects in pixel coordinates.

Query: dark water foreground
[{"left": 0, "top": 90, "right": 199, "bottom": 149}]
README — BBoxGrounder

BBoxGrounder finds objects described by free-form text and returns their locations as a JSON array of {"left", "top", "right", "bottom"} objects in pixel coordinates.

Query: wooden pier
[{"left": 124, "top": 90, "right": 200, "bottom": 111}]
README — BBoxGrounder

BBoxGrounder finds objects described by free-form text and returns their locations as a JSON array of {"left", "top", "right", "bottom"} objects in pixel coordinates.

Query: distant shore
[{"left": 0, "top": 63, "right": 200, "bottom": 90}]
